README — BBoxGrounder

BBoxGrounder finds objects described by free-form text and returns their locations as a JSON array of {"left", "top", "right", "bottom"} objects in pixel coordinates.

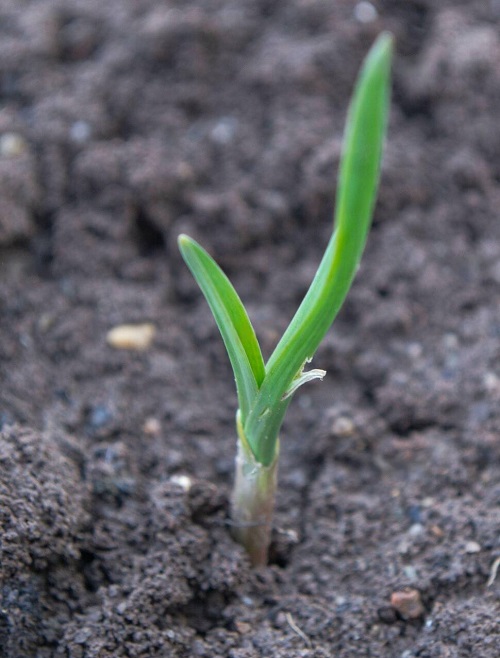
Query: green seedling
[{"left": 178, "top": 33, "right": 393, "bottom": 566}]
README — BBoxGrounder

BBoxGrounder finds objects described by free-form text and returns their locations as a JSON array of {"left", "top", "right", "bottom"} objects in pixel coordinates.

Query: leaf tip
[
  {"left": 178, "top": 233, "right": 191, "bottom": 251},
  {"left": 370, "top": 31, "right": 394, "bottom": 71}
]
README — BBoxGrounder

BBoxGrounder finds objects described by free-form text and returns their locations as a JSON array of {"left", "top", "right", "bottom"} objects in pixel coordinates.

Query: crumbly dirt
[{"left": 0, "top": 1, "right": 499, "bottom": 656}]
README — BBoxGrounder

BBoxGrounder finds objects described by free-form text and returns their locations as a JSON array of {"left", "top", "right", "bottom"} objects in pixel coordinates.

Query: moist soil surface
[{"left": 1, "top": 1, "right": 499, "bottom": 656}]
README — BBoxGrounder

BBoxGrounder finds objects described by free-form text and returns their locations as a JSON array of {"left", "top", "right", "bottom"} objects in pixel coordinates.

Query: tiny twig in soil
[
  {"left": 285, "top": 612, "right": 311, "bottom": 647},
  {"left": 486, "top": 556, "right": 500, "bottom": 588}
]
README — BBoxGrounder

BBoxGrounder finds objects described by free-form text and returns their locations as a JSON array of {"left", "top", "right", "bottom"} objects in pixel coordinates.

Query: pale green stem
[{"left": 231, "top": 412, "right": 279, "bottom": 567}]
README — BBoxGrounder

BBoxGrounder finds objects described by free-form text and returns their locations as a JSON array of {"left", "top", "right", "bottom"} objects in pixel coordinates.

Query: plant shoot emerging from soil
[{"left": 178, "top": 34, "right": 393, "bottom": 566}]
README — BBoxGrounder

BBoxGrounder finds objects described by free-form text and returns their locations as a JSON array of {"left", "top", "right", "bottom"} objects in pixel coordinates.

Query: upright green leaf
[
  {"left": 245, "top": 33, "right": 393, "bottom": 465},
  {"left": 178, "top": 235, "right": 265, "bottom": 421}
]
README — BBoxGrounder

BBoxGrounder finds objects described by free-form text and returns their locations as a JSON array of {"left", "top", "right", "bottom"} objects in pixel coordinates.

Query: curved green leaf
[
  {"left": 245, "top": 33, "right": 393, "bottom": 465},
  {"left": 178, "top": 234, "right": 265, "bottom": 421}
]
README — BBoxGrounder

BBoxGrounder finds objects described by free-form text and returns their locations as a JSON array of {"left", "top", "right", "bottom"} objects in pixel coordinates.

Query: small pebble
[
  {"left": 106, "top": 323, "right": 156, "bottom": 350},
  {"left": 38, "top": 312, "right": 56, "bottom": 332},
  {"left": 390, "top": 588, "right": 425, "bottom": 620},
  {"left": 116, "top": 601, "right": 128, "bottom": 615},
  {"left": 331, "top": 416, "right": 355, "bottom": 437},
  {"left": 89, "top": 405, "right": 112, "bottom": 429},
  {"left": 403, "top": 565, "right": 418, "bottom": 582},
  {"left": 430, "top": 524, "right": 444, "bottom": 538},
  {"left": 354, "top": 1, "right": 378, "bottom": 23},
  {"left": 407, "top": 342, "right": 423, "bottom": 359},
  {"left": 409, "top": 523, "right": 424, "bottom": 537},
  {"left": 0, "top": 132, "right": 27, "bottom": 157},
  {"left": 70, "top": 120, "right": 92, "bottom": 144},
  {"left": 443, "top": 332, "right": 458, "bottom": 350},
  {"left": 283, "top": 528, "right": 299, "bottom": 544},
  {"left": 235, "top": 621, "right": 251, "bottom": 634},
  {"left": 210, "top": 116, "right": 238, "bottom": 144},
  {"left": 464, "top": 541, "right": 481, "bottom": 554},
  {"left": 169, "top": 474, "right": 192, "bottom": 492},
  {"left": 143, "top": 417, "right": 161, "bottom": 436},
  {"left": 483, "top": 371, "right": 500, "bottom": 393}
]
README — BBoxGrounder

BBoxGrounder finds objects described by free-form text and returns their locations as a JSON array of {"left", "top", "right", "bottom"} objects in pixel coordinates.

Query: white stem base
[{"left": 231, "top": 420, "right": 278, "bottom": 567}]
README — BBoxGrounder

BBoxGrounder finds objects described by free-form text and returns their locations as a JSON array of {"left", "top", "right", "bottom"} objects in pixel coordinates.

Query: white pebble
[
  {"left": 0, "top": 132, "right": 27, "bottom": 157},
  {"left": 106, "top": 323, "right": 156, "bottom": 350},
  {"left": 409, "top": 523, "right": 424, "bottom": 537},
  {"left": 70, "top": 120, "right": 92, "bottom": 144},
  {"left": 354, "top": 2, "right": 378, "bottom": 24},
  {"left": 170, "top": 474, "right": 192, "bottom": 492},
  {"left": 464, "top": 541, "right": 481, "bottom": 554},
  {"left": 210, "top": 117, "right": 238, "bottom": 144}
]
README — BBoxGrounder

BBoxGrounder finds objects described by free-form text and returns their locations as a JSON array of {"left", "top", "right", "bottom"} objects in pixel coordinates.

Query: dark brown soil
[{"left": 1, "top": 1, "right": 499, "bottom": 656}]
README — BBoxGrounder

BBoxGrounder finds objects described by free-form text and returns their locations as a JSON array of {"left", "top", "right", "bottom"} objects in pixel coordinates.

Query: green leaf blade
[
  {"left": 245, "top": 33, "right": 393, "bottom": 465},
  {"left": 333, "top": 32, "right": 393, "bottom": 267},
  {"left": 178, "top": 234, "right": 265, "bottom": 421}
]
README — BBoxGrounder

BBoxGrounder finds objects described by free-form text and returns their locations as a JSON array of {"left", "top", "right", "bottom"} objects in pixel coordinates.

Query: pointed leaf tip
[
  {"left": 178, "top": 233, "right": 191, "bottom": 250},
  {"left": 244, "top": 33, "right": 393, "bottom": 465},
  {"left": 178, "top": 234, "right": 266, "bottom": 421}
]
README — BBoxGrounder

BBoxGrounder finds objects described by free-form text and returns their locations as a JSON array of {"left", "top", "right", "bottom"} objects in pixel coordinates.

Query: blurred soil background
[{"left": 0, "top": 1, "right": 499, "bottom": 656}]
